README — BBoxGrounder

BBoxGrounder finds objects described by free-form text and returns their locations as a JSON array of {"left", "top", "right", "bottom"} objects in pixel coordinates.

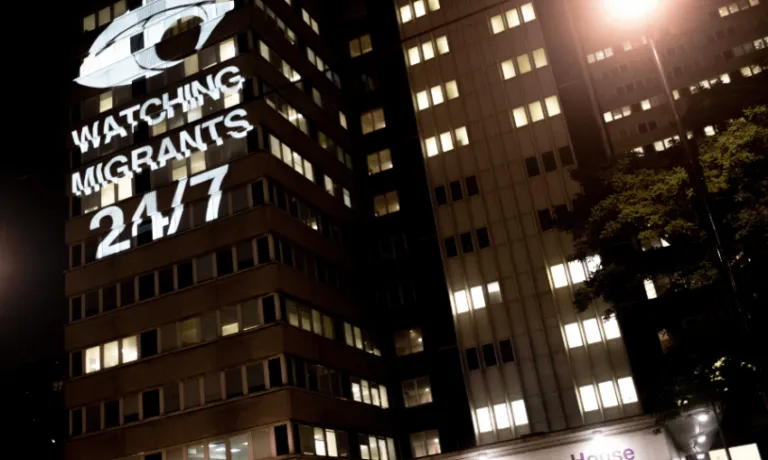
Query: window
[
  {"left": 410, "top": 430, "right": 440, "bottom": 458},
  {"left": 598, "top": 381, "right": 619, "bottom": 408},
  {"left": 476, "top": 227, "right": 490, "bottom": 248},
  {"left": 517, "top": 54, "right": 532, "bottom": 74},
  {"left": 491, "top": 15, "right": 505, "bottom": 34},
  {"left": 402, "top": 377, "right": 432, "bottom": 407},
  {"left": 301, "top": 9, "right": 320, "bottom": 34},
  {"left": 487, "top": 281, "right": 502, "bottom": 303},
  {"left": 512, "top": 107, "right": 528, "bottom": 127},
  {"left": 525, "top": 156, "right": 540, "bottom": 176},
  {"left": 434, "top": 185, "right": 447, "bottom": 205},
  {"left": 501, "top": 59, "right": 516, "bottom": 80},
  {"left": 481, "top": 343, "right": 497, "bottom": 367},
  {"left": 498, "top": 339, "right": 515, "bottom": 362},
  {"left": 361, "top": 108, "right": 386, "bottom": 134},
  {"left": 493, "top": 404, "right": 511, "bottom": 429},
  {"left": 644, "top": 279, "right": 658, "bottom": 299},
  {"left": 368, "top": 149, "right": 393, "bottom": 175},
  {"left": 460, "top": 232, "right": 474, "bottom": 253},
  {"left": 350, "top": 34, "right": 373, "bottom": 58},
  {"left": 470, "top": 286, "right": 485, "bottom": 309},
  {"left": 395, "top": 329, "right": 424, "bottom": 356},
  {"left": 436, "top": 36, "right": 450, "bottom": 54},
  {"left": 445, "top": 80, "right": 459, "bottom": 99},
  {"left": 618, "top": 377, "right": 638, "bottom": 403},
  {"left": 582, "top": 319, "right": 602, "bottom": 344},
  {"left": 400, "top": 4, "right": 414, "bottom": 22},
  {"left": 579, "top": 385, "right": 599, "bottom": 412},
  {"left": 374, "top": 191, "right": 400, "bottom": 217},
  {"left": 85, "top": 346, "right": 100, "bottom": 374},
  {"left": 532, "top": 48, "right": 548, "bottom": 68},
  {"left": 564, "top": 323, "right": 583, "bottom": 348},
  {"left": 455, "top": 127, "right": 469, "bottom": 146},
  {"left": 528, "top": 101, "right": 544, "bottom": 122},
  {"left": 604, "top": 315, "right": 621, "bottom": 339},
  {"left": 520, "top": 2, "right": 536, "bottom": 22},
  {"left": 476, "top": 407, "right": 493, "bottom": 433},
  {"left": 454, "top": 290, "right": 470, "bottom": 313},
  {"left": 545, "top": 96, "right": 561, "bottom": 116},
  {"left": 550, "top": 263, "right": 568, "bottom": 288}
]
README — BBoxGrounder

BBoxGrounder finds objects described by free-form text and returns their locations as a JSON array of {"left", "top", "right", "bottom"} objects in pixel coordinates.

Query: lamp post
[{"left": 602, "top": 0, "right": 748, "bottom": 331}]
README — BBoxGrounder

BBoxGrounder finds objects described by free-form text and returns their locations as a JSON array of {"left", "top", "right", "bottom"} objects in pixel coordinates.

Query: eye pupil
[{"left": 155, "top": 16, "right": 204, "bottom": 62}]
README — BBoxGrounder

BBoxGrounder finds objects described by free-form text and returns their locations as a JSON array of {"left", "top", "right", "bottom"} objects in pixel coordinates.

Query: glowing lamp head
[{"left": 603, "top": 0, "right": 660, "bottom": 21}]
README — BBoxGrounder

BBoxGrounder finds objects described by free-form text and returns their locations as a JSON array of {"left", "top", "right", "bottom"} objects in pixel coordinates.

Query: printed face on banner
[{"left": 77, "top": 0, "right": 235, "bottom": 88}]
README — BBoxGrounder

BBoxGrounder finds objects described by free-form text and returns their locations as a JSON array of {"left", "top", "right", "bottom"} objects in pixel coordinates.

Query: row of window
[
  {"left": 524, "top": 146, "right": 575, "bottom": 179},
  {"left": 444, "top": 227, "right": 491, "bottom": 257},
  {"left": 579, "top": 377, "right": 638, "bottom": 412},
  {"left": 716, "top": 0, "right": 760, "bottom": 18},
  {"left": 454, "top": 282, "right": 502, "bottom": 313},
  {"left": 71, "top": 354, "right": 386, "bottom": 436},
  {"left": 602, "top": 94, "right": 664, "bottom": 123},
  {"left": 301, "top": 8, "right": 320, "bottom": 34},
  {"left": 475, "top": 400, "right": 529, "bottom": 433},
  {"left": 511, "top": 96, "right": 561, "bottom": 128},
  {"left": 612, "top": 77, "right": 651, "bottom": 98},
  {"left": 406, "top": 35, "right": 450, "bottom": 67},
  {"left": 586, "top": 36, "right": 648, "bottom": 64},
  {"left": 82, "top": 0, "right": 126, "bottom": 32},
  {"left": 726, "top": 36, "right": 768, "bottom": 60},
  {"left": 563, "top": 316, "right": 621, "bottom": 349},
  {"left": 399, "top": 0, "right": 441, "bottom": 24},
  {"left": 549, "top": 255, "right": 601, "bottom": 289},
  {"left": 501, "top": 47, "right": 548, "bottom": 80},
  {"left": 465, "top": 339, "right": 516, "bottom": 371},
  {"left": 489, "top": 2, "right": 537, "bottom": 35},
  {"left": 434, "top": 175, "right": 479, "bottom": 205},
  {"left": 415, "top": 80, "right": 459, "bottom": 111},
  {"left": 373, "top": 191, "right": 401, "bottom": 217},
  {"left": 424, "top": 126, "right": 469, "bottom": 157}
]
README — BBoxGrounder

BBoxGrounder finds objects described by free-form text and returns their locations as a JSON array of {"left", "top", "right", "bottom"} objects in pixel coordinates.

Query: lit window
[
  {"left": 470, "top": 286, "right": 486, "bottom": 309},
  {"left": 430, "top": 85, "right": 445, "bottom": 105},
  {"left": 550, "top": 263, "right": 568, "bottom": 288},
  {"left": 567, "top": 260, "right": 586, "bottom": 284},
  {"left": 603, "top": 112, "right": 613, "bottom": 123},
  {"left": 403, "top": 376, "right": 432, "bottom": 407},
  {"left": 598, "top": 381, "right": 619, "bottom": 408},
  {"left": 98, "top": 7, "right": 111, "bottom": 26},
  {"left": 416, "top": 91, "right": 429, "bottom": 110},
  {"left": 368, "top": 149, "right": 393, "bottom": 175},
  {"left": 704, "top": 125, "right": 716, "bottom": 136},
  {"left": 395, "top": 329, "right": 425, "bottom": 356},
  {"left": 512, "top": 106, "right": 528, "bottom": 127},
  {"left": 617, "top": 377, "right": 638, "bottom": 403},
  {"left": 587, "top": 53, "right": 596, "bottom": 64},
  {"left": 579, "top": 385, "right": 599, "bottom": 412},
  {"left": 85, "top": 346, "right": 100, "bottom": 373},
  {"left": 528, "top": 101, "right": 544, "bottom": 122},
  {"left": 440, "top": 131, "right": 454, "bottom": 152},
  {"left": 476, "top": 407, "right": 493, "bottom": 433},
  {"left": 545, "top": 96, "right": 561, "bottom": 116},
  {"left": 493, "top": 404, "right": 511, "bottom": 429},
  {"left": 718, "top": 6, "right": 730, "bottom": 16},
  {"left": 644, "top": 279, "right": 658, "bottom": 299},
  {"left": 414, "top": 0, "right": 426, "bottom": 17},
  {"left": 511, "top": 399, "right": 528, "bottom": 425},
  {"left": 603, "top": 315, "right": 621, "bottom": 339},
  {"left": 532, "top": 48, "right": 548, "bottom": 68},
  {"left": 436, "top": 36, "right": 450, "bottom": 54},
  {"left": 582, "top": 319, "right": 602, "bottom": 344},
  {"left": 501, "top": 60, "right": 516, "bottom": 80},
  {"left": 517, "top": 54, "right": 532, "bottom": 74},
  {"left": 506, "top": 8, "right": 521, "bottom": 27},
  {"left": 400, "top": 4, "right": 413, "bottom": 23},
  {"left": 83, "top": 14, "right": 96, "bottom": 32},
  {"left": 425, "top": 137, "right": 439, "bottom": 157},
  {"left": 374, "top": 191, "right": 400, "bottom": 216},
  {"left": 585, "top": 255, "right": 601, "bottom": 277},
  {"left": 103, "top": 341, "right": 119, "bottom": 368},
  {"left": 422, "top": 41, "right": 436, "bottom": 60},
  {"left": 99, "top": 91, "right": 113, "bottom": 113},
  {"left": 361, "top": 109, "right": 386, "bottom": 134},
  {"left": 455, "top": 126, "right": 469, "bottom": 146},
  {"left": 520, "top": 2, "right": 536, "bottom": 22},
  {"left": 339, "top": 112, "right": 347, "bottom": 129},
  {"left": 487, "top": 282, "right": 502, "bottom": 303},
  {"left": 410, "top": 430, "right": 440, "bottom": 458},
  {"left": 623, "top": 40, "right": 633, "bottom": 51},
  {"left": 491, "top": 15, "right": 505, "bottom": 34},
  {"left": 454, "top": 290, "right": 470, "bottom": 313},
  {"left": 672, "top": 89, "right": 681, "bottom": 99},
  {"left": 408, "top": 46, "right": 421, "bottom": 65},
  {"left": 564, "top": 323, "right": 583, "bottom": 348},
  {"left": 428, "top": 0, "right": 440, "bottom": 11},
  {"left": 720, "top": 73, "right": 731, "bottom": 84},
  {"left": 122, "top": 336, "right": 138, "bottom": 363},
  {"left": 446, "top": 80, "right": 459, "bottom": 99},
  {"left": 101, "top": 183, "right": 116, "bottom": 207}
]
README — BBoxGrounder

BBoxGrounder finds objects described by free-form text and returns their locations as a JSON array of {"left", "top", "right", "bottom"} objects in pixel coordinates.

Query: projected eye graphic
[{"left": 77, "top": 0, "right": 235, "bottom": 88}]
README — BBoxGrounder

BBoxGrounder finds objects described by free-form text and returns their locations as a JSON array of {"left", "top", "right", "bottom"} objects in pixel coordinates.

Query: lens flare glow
[{"left": 604, "top": 0, "right": 660, "bottom": 21}]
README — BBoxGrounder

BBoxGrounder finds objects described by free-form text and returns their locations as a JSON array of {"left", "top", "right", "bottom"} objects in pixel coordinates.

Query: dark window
[
  {"left": 542, "top": 151, "right": 557, "bottom": 172},
  {"left": 135, "top": 169, "right": 151, "bottom": 194},
  {"left": 85, "top": 291, "right": 99, "bottom": 317},
  {"left": 268, "top": 358, "right": 283, "bottom": 387},
  {"left": 631, "top": 102, "right": 642, "bottom": 112},
  {"left": 625, "top": 82, "right": 635, "bottom": 93},
  {"left": 476, "top": 227, "right": 491, "bottom": 249},
  {"left": 444, "top": 237, "right": 458, "bottom": 258},
  {"left": 158, "top": 267, "right": 174, "bottom": 295},
  {"left": 465, "top": 347, "right": 480, "bottom": 371},
  {"left": 70, "top": 297, "right": 82, "bottom": 322},
  {"left": 177, "top": 261, "right": 194, "bottom": 289},
  {"left": 164, "top": 383, "right": 180, "bottom": 413},
  {"left": 225, "top": 368, "right": 244, "bottom": 399},
  {"left": 275, "top": 425, "right": 290, "bottom": 456},
  {"left": 104, "top": 400, "right": 120, "bottom": 428},
  {"left": 236, "top": 241, "right": 255, "bottom": 270},
  {"left": 85, "top": 405, "right": 100, "bottom": 432},
  {"left": 216, "top": 249, "right": 234, "bottom": 276},
  {"left": 434, "top": 185, "right": 447, "bottom": 205},
  {"left": 257, "top": 236, "right": 271, "bottom": 264},
  {"left": 465, "top": 175, "right": 479, "bottom": 196},
  {"left": 251, "top": 180, "right": 265, "bottom": 205},
  {"left": 102, "top": 285, "right": 117, "bottom": 312},
  {"left": 262, "top": 295, "right": 276, "bottom": 323},
  {"left": 142, "top": 389, "right": 161, "bottom": 418},
  {"left": 554, "top": 205, "right": 570, "bottom": 226},
  {"left": 71, "top": 351, "right": 83, "bottom": 378},
  {"left": 130, "top": 33, "right": 145, "bottom": 53},
  {"left": 71, "top": 408, "right": 83, "bottom": 436},
  {"left": 140, "top": 329, "right": 159, "bottom": 358},
  {"left": 482, "top": 343, "right": 498, "bottom": 367},
  {"left": 280, "top": 241, "right": 293, "bottom": 266},
  {"left": 247, "top": 363, "right": 266, "bottom": 393},
  {"left": 558, "top": 146, "right": 575, "bottom": 166},
  {"left": 648, "top": 121, "right": 658, "bottom": 131},
  {"left": 525, "top": 157, "right": 540, "bottom": 177},
  {"left": 120, "top": 279, "right": 135, "bottom": 306},
  {"left": 136, "top": 219, "right": 153, "bottom": 246},
  {"left": 85, "top": 239, "right": 98, "bottom": 264},
  {"left": 638, "top": 123, "right": 648, "bottom": 134},
  {"left": 71, "top": 244, "right": 82, "bottom": 268},
  {"left": 538, "top": 209, "right": 555, "bottom": 231},
  {"left": 499, "top": 339, "right": 515, "bottom": 363},
  {"left": 145, "top": 454, "right": 162, "bottom": 460},
  {"left": 460, "top": 232, "right": 474, "bottom": 253},
  {"left": 449, "top": 180, "right": 463, "bottom": 201},
  {"left": 138, "top": 273, "right": 155, "bottom": 301}
]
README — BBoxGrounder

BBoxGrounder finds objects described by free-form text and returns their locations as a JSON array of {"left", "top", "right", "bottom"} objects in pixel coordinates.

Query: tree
[{"left": 565, "top": 100, "right": 768, "bottom": 409}]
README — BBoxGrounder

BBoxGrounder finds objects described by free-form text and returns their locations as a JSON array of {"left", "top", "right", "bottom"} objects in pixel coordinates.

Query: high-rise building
[{"left": 64, "top": 0, "right": 766, "bottom": 459}]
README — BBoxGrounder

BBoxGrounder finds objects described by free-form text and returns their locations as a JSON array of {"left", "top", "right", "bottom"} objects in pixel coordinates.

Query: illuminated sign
[{"left": 77, "top": 0, "right": 235, "bottom": 88}]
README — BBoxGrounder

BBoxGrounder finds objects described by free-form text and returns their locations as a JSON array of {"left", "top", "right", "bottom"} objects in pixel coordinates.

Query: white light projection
[{"left": 77, "top": 0, "right": 235, "bottom": 88}]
